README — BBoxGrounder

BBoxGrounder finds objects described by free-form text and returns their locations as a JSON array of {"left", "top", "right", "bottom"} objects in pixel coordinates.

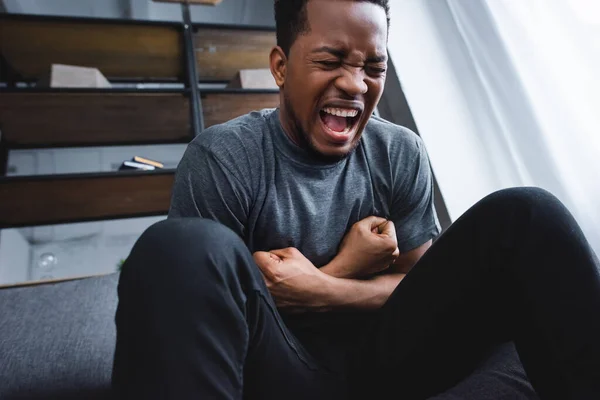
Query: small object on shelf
[
  {"left": 133, "top": 156, "right": 164, "bottom": 169},
  {"left": 119, "top": 161, "right": 155, "bottom": 171},
  {"left": 41, "top": 64, "right": 112, "bottom": 88},
  {"left": 228, "top": 69, "right": 278, "bottom": 90},
  {"left": 118, "top": 156, "right": 164, "bottom": 171}
]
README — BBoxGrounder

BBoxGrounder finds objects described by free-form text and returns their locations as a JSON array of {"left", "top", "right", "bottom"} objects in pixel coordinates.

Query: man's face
[{"left": 277, "top": 0, "right": 388, "bottom": 160}]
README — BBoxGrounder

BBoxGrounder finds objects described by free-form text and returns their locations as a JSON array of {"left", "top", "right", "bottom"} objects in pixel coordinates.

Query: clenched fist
[
  {"left": 321, "top": 216, "right": 400, "bottom": 279},
  {"left": 253, "top": 247, "right": 332, "bottom": 312}
]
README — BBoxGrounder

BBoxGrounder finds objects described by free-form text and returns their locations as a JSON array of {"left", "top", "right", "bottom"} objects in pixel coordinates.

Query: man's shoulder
[
  {"left": 188, "top": 108, "right": 273, "bottom": 155},
  {"left": 362, "top": 115, "right": 424, "bottom": 159}
]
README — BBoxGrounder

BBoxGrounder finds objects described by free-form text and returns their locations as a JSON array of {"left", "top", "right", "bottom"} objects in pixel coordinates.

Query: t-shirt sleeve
[
  {"left": 168, "top": 141, "right": 251, "bottom": 240},
  {"left": 391, "top": 136, "right": 441, "bottom": 252}
]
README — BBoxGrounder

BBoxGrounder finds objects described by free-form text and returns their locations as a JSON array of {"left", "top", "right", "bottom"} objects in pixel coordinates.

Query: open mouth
[{"left": 319, "top": 107, "right": 361, "bottom": 137}]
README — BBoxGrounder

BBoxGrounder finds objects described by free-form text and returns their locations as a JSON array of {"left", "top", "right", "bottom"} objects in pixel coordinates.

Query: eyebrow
[
  {"left": 311, "top": 46, "right": 346, "bottom": 58},
  {"left": 311, "top": 46, "right": 387, "bottom": 63}
]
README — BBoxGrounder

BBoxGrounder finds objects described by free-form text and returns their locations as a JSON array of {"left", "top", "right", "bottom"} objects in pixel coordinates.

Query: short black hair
[{"left": 274, "top": 0, "right": 390, "bottom": 56}]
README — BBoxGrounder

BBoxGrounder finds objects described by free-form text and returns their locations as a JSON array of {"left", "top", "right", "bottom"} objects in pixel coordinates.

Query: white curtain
[
  {"left": 388, "top": 0, "right": 600, "bottom": 256},
  {"left": 445, "top": 0, "right": 600, "bottom": 256}
]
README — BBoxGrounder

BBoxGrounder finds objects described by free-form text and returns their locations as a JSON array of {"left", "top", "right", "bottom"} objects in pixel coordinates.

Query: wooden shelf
[
  {"left": 194, "top": 27, "right": 276, "bottom": 82},
  {"left": 0, "top": 14, "right": 280, "bottom": 228},
  {"left": 0, "top": 15, "right": 277, "bottom": 83},
  {"left": 202, "top": 90, "right": 279, "bottom": 128},
  {"left": 0, "top": 90, "right": 191, "bottom": 147},
  {"left": 0, "top": 170, "right": 175, "bottom": 228},
  {"left": 0, "top": 16, "right": 183, "bottom": 81},
  {"left": 0, "top": 89, "right": 279, "bottom": 148}
]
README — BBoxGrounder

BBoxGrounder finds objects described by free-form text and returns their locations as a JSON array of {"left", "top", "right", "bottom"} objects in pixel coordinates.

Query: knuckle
[
  {"left": 384, "top": 239, "right": 397, "bottom": 252},
  {"left": 270, "top": 271, "right": 282, "bottom": 283}
]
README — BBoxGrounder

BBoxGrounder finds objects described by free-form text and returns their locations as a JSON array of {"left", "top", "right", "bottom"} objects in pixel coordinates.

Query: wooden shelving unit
[
  {"left": 0, "top": 88, "right": 278, "bottom": 148},
  {"left": 0, "top": 12, "right": 279, "bottom": 228},
  {"left": 0, "top": 170, "right": 176, "bottom": 227},
  {"left": 0, "top": 17, "right": 184, "bottom": 81}
]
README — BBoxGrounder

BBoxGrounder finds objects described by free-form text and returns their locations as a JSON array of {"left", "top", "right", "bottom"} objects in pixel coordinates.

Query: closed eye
[
  {"left": 366, "top": 66, "right": 387, "bottom": 76},
  {"left": 317, "top": 60, "right": 341, "bottom": 69}
]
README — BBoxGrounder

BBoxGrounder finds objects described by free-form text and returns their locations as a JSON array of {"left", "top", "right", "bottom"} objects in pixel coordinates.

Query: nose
[{"left": 335, "top": 68, "right": 368, "bottom": 97}]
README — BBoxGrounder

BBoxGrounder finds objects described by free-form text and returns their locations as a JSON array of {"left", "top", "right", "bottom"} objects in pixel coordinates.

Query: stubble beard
[{"left": 283, "top": 92, "right": 360, "bottom": 163}]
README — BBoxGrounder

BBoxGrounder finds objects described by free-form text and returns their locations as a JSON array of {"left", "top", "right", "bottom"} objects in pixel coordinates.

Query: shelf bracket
[{"left": 181, "top": 1, "right": 205, "bottom": 136}]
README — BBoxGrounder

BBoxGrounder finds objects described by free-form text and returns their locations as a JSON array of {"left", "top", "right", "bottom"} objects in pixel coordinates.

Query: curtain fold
[{"left": 443, "top": 0, "right": 600, "bottom": 255}]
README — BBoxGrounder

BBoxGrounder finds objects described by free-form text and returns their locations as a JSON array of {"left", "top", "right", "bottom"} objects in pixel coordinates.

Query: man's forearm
[{"left": 317, "top": 271, "right": 405, "bottom": 310}]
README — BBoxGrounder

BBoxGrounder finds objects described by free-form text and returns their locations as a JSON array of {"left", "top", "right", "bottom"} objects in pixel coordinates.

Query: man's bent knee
[
  {"left": 121, "top": 218, "right": 247, "bottom": 290},
  {"left": 476, "top": 186, "right": 569, "bottom": 220},
  {"left": 483, "top": 186, "right": 559, "bottom": 207}
]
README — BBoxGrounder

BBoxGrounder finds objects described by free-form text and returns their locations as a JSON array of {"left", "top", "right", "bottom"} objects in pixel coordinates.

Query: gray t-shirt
[{"left": 169, "top": 108, "right": 440, "bottom": 268}]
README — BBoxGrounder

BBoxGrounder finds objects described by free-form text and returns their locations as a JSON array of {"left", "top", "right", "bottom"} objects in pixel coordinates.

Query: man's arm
[
  {"left": 315, "top": 132, "right": 439, "bottom": 309},
  {"left": 254, "top": 220, "right": 432, "bottom": 312},
  {"left": 257, "top": 131, "right": 439, "bottom": 312},
  {"left": 169, "top": 141, "right": 251, "bottom": 238},
  {"left": 321, "top": 240, "right": 431, "bottom": 309},
  {"left": 389, "top": 239, "right": 431, "bottom": 274}
]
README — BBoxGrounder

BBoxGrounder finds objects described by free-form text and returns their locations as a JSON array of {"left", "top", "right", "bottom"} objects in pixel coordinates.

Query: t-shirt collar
[{"left": 268, "top": 108, "right": 349, "bottom": 168}]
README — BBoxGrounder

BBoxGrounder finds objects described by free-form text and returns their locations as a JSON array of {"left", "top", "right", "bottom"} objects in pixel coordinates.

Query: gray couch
[
  {"left": 0, "top": 274, "right": 118, "bottom": 399},
  {"left": 0, "top": 273, "right": 537, "bottom": 399}
]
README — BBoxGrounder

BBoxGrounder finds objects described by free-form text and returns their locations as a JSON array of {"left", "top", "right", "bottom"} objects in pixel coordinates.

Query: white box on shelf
[
  {"left": 228, "top": 68, "right": 278, "bottom": 90},
  {"left": 49, "top": 64, "right": 111, "bottom": 88}
]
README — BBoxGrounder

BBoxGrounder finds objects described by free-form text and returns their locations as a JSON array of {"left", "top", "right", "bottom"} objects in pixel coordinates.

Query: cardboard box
[
  {"left": 47, "top": 64, "right": 111, "bottom": 88},
  {"left": 228, "top": 68, "right": 278, "bottom": 90}
]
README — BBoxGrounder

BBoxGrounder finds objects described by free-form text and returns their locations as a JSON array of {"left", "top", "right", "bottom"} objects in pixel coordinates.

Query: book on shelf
[{"left": 118, "top": 157, "right": 164, "bottom": 171}]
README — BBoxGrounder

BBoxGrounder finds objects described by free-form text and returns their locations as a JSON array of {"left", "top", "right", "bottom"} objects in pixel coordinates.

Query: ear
[{"left": 269, "top": 46, "right": 287, "bottom": 88}]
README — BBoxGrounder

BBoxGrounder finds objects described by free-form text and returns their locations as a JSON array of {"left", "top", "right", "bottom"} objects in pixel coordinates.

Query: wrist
[
  {"left": 306, "top": 269, "right": 343, "bottom": 311},
  {"left": 321, "top": 256, "right": 355, "bottom": 279},
  {"left": 319, "top": 273, "right": 350, "bottom": 309},
  {"left": 323, "top": 272, "right": 406, "bottom": 310}
]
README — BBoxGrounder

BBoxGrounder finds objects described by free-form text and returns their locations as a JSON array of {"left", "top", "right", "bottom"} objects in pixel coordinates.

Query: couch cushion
[
  {"left": 0, "top": 273, "right": 119, "bottom": 399},
  {"left": 0, "top": 272, "right": 538, "bottom": 399}
]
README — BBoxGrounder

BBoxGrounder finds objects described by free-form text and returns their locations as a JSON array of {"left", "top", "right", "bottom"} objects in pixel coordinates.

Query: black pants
[{"left": 112, "top": 188, "right": 600, "bottom": 399}]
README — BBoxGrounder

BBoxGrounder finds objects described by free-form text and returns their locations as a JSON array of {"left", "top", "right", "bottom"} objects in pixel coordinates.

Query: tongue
[{"left": 322, "top": 113, "right": 347, "bottom": 132}]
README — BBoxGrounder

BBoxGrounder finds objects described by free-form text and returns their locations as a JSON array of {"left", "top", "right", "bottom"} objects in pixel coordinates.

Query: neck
[{"left": 278, "top": 100, "right": 306, "bottom": 149}]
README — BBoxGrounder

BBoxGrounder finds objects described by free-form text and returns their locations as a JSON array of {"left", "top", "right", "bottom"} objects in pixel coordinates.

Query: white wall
[
  {"left": 27, "top": 216, "right": 165, "bottom": 282},
  {"left": 1, "top": 145, "right": 185, "bottom": 284},
  {"left": 2, "top": 0, "right": 123, "bottom": 19},
  {"left": 1, "top": 0, "right": 277, "bottom": 26},
  {"left": 149, "top": 0, "right": 275, "bottom": 25},
  {"left": 0, "top": 229, "right": 31, "bottom": 285},
  {"left": 388, "top": 0, "right": 502, "bottom": 220},
  {"left": 7, "top": 144, "right": 188, "bottom": 177}
]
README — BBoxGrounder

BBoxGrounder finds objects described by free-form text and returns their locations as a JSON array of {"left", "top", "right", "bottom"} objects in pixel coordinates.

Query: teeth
[{"left": 322, "top": 107, "right": 359, "bottom": 118}]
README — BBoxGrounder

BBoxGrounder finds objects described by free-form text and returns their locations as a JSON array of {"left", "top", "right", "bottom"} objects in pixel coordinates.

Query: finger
[
  {"left": 270, "top": 247, "right": 300, "bottom": 259},
  {"left": 376, "top": 220, "right": 389, "bottom": 234},
  {"left": 378, "top": 220, "right": 397, "bottom": 239},
  {"left": 363, "top": 215, "right": 388, "bottom": 230},
  {"left": 392, "top": 247, "right": 400, "bottom": 258},
  {"left": 253, "top": 251, "right": 281, "bottom": 270}
]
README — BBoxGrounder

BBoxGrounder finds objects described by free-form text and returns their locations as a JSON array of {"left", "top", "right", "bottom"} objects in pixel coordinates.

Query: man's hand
[
  {"left": 253, "top": 248, "right": 333, "bottom": 313},
  {"left": 321, "top": 216, "right": 400, "bottom": 279}
]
